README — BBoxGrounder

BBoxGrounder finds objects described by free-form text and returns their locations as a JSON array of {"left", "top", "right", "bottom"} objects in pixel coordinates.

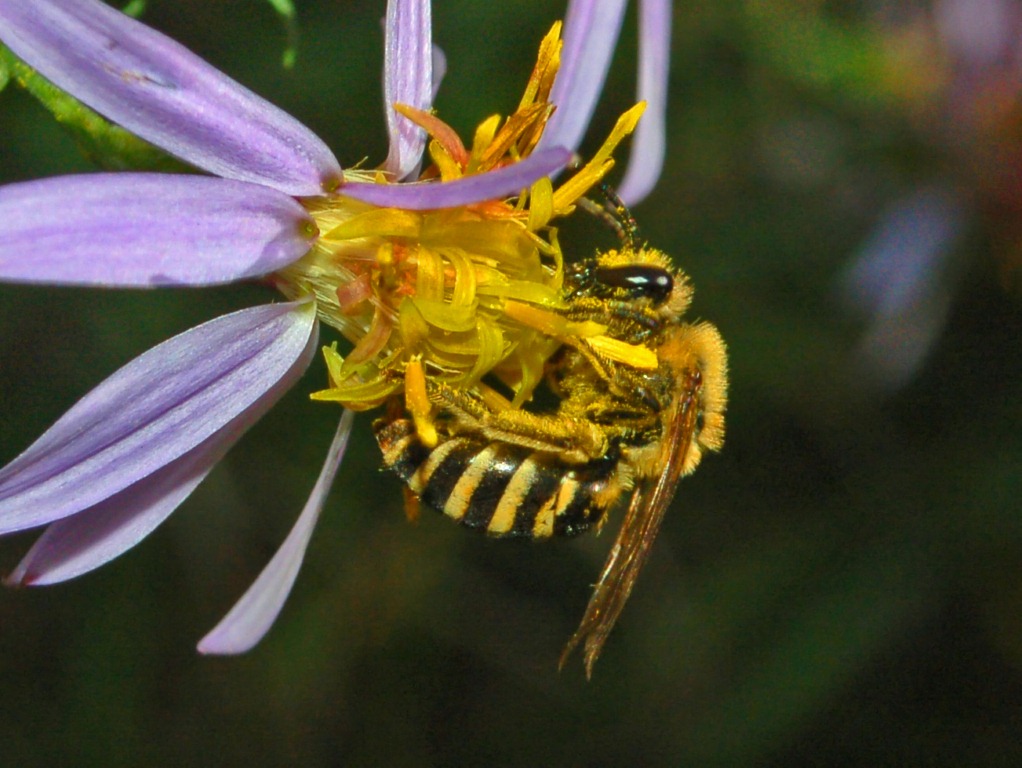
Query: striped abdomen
[{"left": 373, "top": 418, "right": 625, "bottom": 539}]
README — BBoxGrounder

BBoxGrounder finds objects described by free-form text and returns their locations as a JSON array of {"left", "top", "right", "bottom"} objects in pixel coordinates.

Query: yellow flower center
[{"left": 273, "top": 22, "right": 644, "bottom": 411}]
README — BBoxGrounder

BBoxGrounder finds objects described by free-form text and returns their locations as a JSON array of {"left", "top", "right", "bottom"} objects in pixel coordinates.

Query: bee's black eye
[{"left": 593, "top": 265, "right": 673, "bottom": 304}]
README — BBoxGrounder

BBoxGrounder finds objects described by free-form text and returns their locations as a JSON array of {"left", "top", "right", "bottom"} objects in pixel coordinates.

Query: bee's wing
[{"left": 560, "top": 370, "right": 702, "bottom": 678}]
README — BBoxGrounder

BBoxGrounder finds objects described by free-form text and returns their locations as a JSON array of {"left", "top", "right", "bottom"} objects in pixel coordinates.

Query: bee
[{"left": 373, "top": 200, "right": 728, "bottom": 677}]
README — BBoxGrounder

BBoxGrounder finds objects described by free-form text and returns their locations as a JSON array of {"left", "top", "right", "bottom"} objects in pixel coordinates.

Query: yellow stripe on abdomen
[
  {"left": 488, "top": 456, "right": 541, "bottom": 535},
  {"left": 444, "top": 444, "right": 501, "bottom": 522}
]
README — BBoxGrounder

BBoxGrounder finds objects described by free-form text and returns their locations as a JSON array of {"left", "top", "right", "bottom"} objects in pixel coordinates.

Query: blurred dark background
[{"left": 2, "top": 0, "right": 1021, "bottom": 765}]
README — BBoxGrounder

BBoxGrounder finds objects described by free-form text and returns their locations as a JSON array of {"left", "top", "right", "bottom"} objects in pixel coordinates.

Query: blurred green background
[{"left": 2, "top": 0, "right": 1021, "bottom": 765}]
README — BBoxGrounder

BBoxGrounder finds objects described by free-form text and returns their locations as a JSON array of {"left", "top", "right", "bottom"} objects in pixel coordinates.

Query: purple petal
[
  {"left": 0, "top": 301, "right": 317, "bottom": 536},
  {"left": 432, "top": 45, "right": 447, "bottom": 101},
  {"left": 841, "top": 187, "right": 965, "bottom": 316},
  {"left": 617, "top": 0, "right": 671, "bottom": 205},
  {"left": 5, "top": 331, "right": 312, "bottom": 586},
  {"left": 197, "top": 409, "right": 356, "bottom": 655},
  {"left": 0, "top": 174, "right": 318, "bottom": 287},
  {"left": 0, "top": 0, "right": 341, "bottom": 195},
  {"left": 344, "top": 147, "right": 572, "bottom": 209},
  {"left": 840, "top": 186, "right": 966, "bottom": 393},
  {"left": 537, "top": 0, "right": 628, "bottom": 155},
  {"left": 382, "top": 0, "right": 433, "bottom": 180}
]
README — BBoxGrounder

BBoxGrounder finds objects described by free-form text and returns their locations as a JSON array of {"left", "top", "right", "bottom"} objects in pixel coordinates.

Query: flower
[{"left": 0, "top": 0, "right": 671, "bottom": 653}]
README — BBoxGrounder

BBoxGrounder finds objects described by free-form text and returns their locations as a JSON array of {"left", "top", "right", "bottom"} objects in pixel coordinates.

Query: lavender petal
[
  {"left": 0, "top": 301, "right": 318, "bottom": 535},
  {"left": 5, "top": 332, "right": 311, "bottom": 586},
  {"left": 197, "top": 410, "right": 356, "bottom": 654},
  {"left": 0, "top": 174, "right": 318, "bottom": 287},
  {"left": 537, "top": 0, "right": 628, "bottom": 155},
  {"left": 841, "top": 187, "right": 965, "bottom": 315},
  {"left": 432, "top": 45, "right": 447, "bottom": 101},
  {"left": 617, "top": 0, "right": 671, "bottom": 205},
  {"left": 382, "top": 0, "right": 433, "bottom": 180},
  {"left": 839, "top": 187, "right": 965, "bottom": 393},
  {"left": 344, "top": 147, "right": 572, "bottom": 209},
  {"left": 0, "top": 0, "right": 341, "bottom": 195}
]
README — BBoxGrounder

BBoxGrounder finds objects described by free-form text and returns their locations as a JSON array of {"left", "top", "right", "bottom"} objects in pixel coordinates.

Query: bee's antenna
[
  {"left": 579, "top": 183, "right": 641, "bottom": 250},
  {"left": 600, "top": 183, "right": 640, "bottom": 248}
]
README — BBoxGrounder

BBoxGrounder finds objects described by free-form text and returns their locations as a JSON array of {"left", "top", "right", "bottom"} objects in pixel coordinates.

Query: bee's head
[
  {"left": 592, "top": 261, "right": 673, "bottom": 304},
  {"left": 579, "top": 247, "right": 693, "bottom": 316}
]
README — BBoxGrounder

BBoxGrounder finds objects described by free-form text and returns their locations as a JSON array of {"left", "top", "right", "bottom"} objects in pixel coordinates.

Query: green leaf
[
  {"left": 744, "top": 0, "right": 939, "bottom": 110},
  {"left": 265, "top": 0, "right": 300, "bottom": 69},
  {"left": 0, "top": 44, "right": 188, "bottom": 172},
  {"left": 120, "top": 0, "right": 147, "bottom": 18}
]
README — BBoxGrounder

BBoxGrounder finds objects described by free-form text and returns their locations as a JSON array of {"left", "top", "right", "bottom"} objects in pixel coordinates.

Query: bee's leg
[
  {"left": 551, "top": 339, "right": 661, "bottom": 413},
  {"left": 424, "top": 378, "right": 491, "bottom": 424},
  {"left": 402, "top": 486, "right": 421, "bottom": 523},
  {"left": 561, "top": 295, "right": 661, "bottom": 339},
  {"left": 425, "top": 378, "right": 609, "bottom": 461},
  {"left": 482, "top": 407, "right": 608, "bottom": 462}
]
